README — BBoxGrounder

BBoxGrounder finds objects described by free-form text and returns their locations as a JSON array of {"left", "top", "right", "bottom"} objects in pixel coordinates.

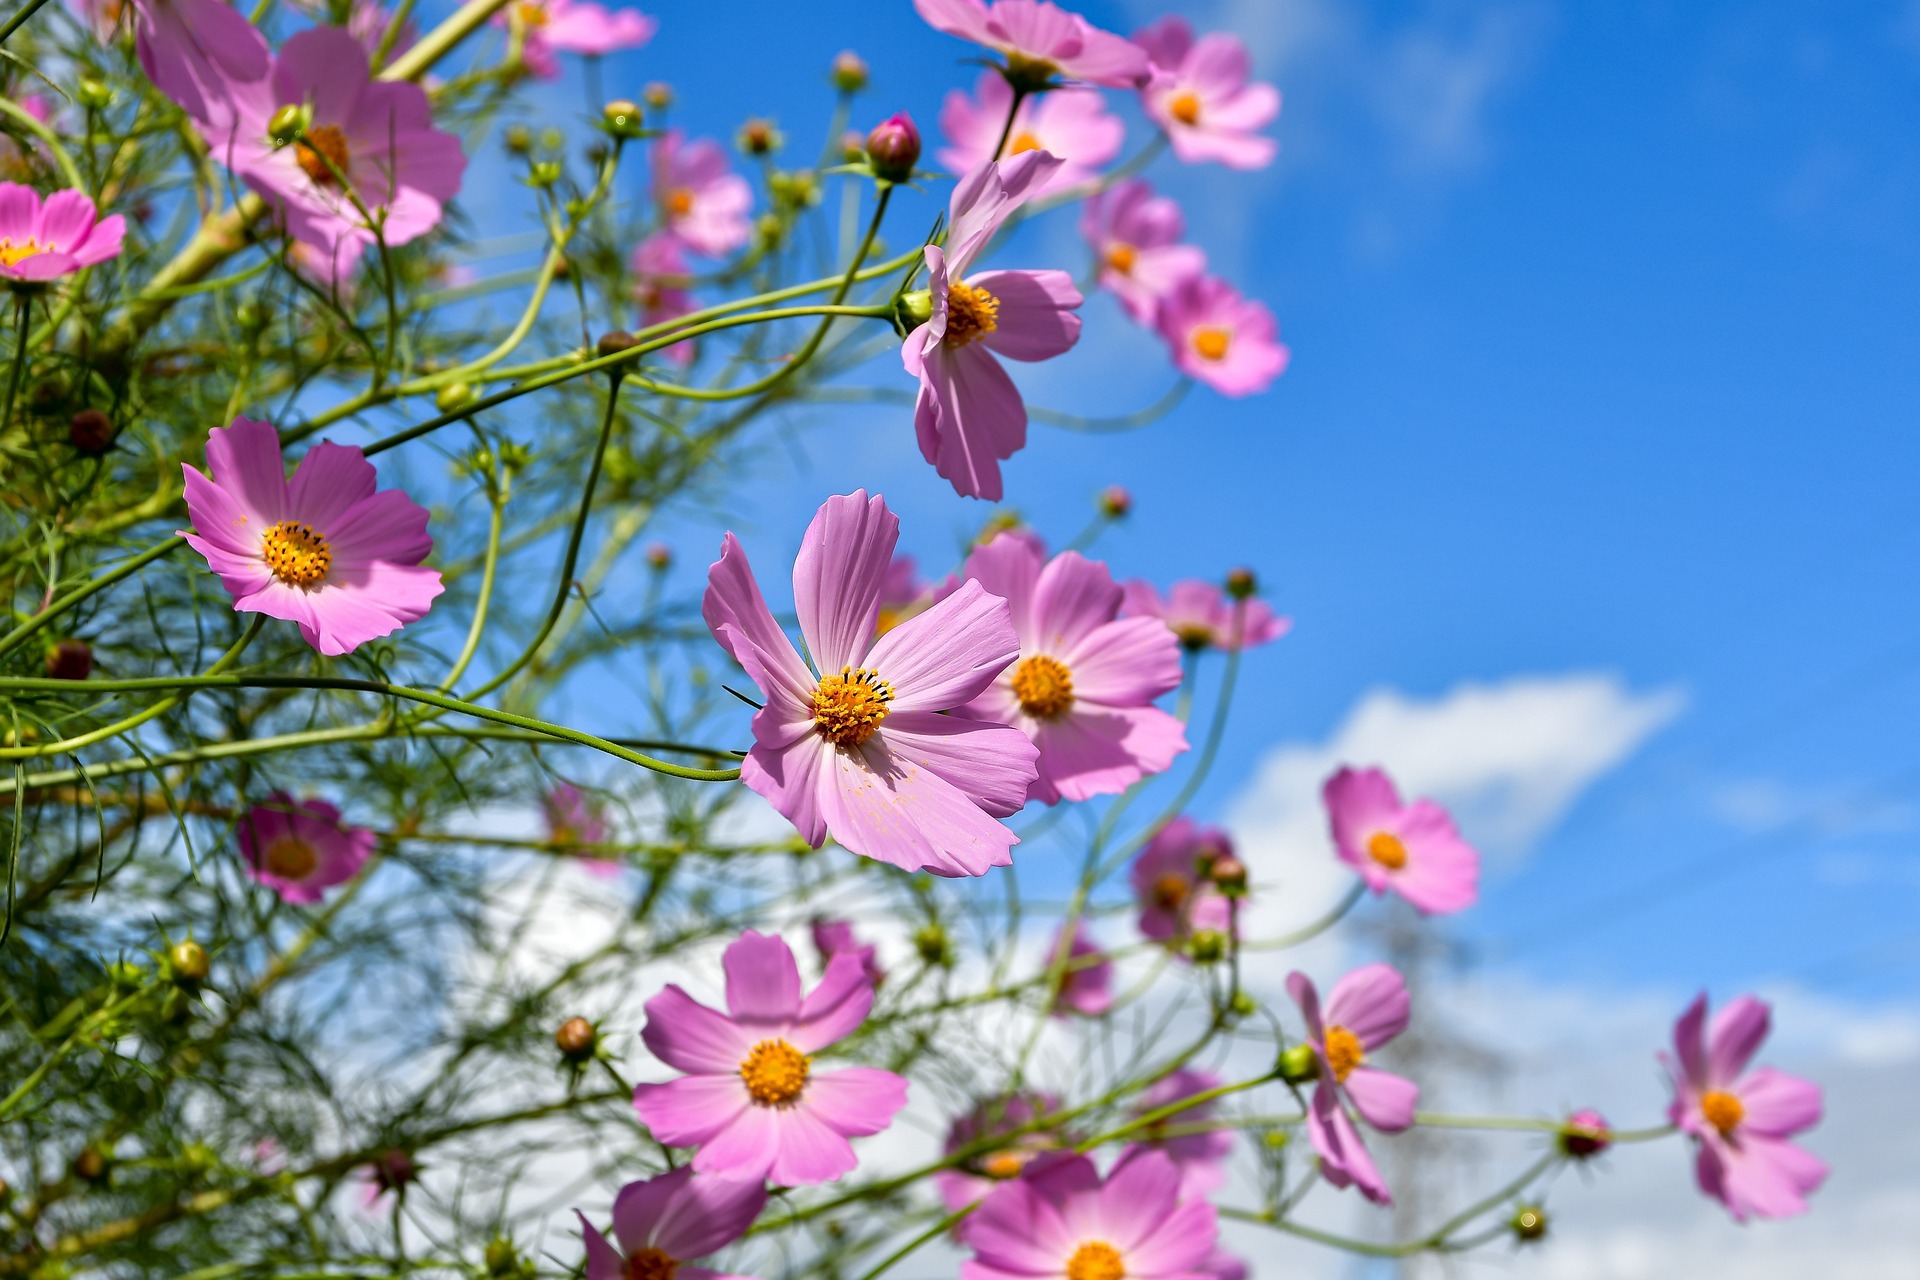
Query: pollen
[
  {"left": 623, "top": 1247, "right": 676, "bottom": 1280},
  {"left": 1323, "top": 1024, "right": 1364, "bottom": 1083},
  {"left": 943, "top": 280, "right": 1001, "bottom": 349},
  {"left": 1191, "top": 326, "right": 1232, "bottom": 361},
  {"left": 262, "top": 836, "right": 318, "bottom": 881},
  {"left": 1151, "top": 872, "right": 1190, "bottom": 911},
  {"left": 1366, "top": 831, "right": 1408, "bottom": 870},
  {"left": 261, "top": 521, "right": 333, "bottom": 587},
  {"left": 1065, "top": 1241, "right": 1124, "bottom": 1280},
  {"left": 1168, "top": 92, "right": 1203, "bottom": 126},
  {"left": 667, "top": 188, "right": 695, "bottom": 217},
  {"left": 1104, "top": 242, "right": 1137, "bottom": 275},
  {"left": 739, "top": 1038, "right": 810, "bottom": 1107},
  {"left": 812, "top": 667, "right": 893, "bottom": 748},
  {"left": 0, "top": 237, "right": 41, "bottom": 266},
  {"left": 1011, "top": 654, "right": 1074, "bottom": 719},
  {"left": 1009, "top": 131, "right": 1044, "bottom": 155},
  {"left": 1700, "top": 1090, "right": 1744, "bottom": 1137},
  {"left": 294, "top": 125, "right": 351, "bottom": 186}
]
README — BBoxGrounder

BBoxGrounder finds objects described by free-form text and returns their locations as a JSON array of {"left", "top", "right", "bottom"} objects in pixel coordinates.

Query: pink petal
[
  {"left": 703, "top": 532, "right": 815, "bottom": 714},
  {"left": 1030, "top": 704, "right": 1186, "bottom": 804},
  {"left": 33, "top": 189, "right": 98, "bottom": 254},
  {"left": 793, "top": 490, "right": 896, "bottom": 675},
  {"left": 647, "top": 1170, "right": 767, "bottom": 1261},
  {"left": 974, "top": 269, "right": 1083, "bottom": 363},
  {"left": 1117, "top": 1199, "right": 1217, "bottom": 1277},
  {"left": 802, "top": 1067, "right": 909, "bottom": 1138},
  {"left": 633, "top": 1074, "right": 749, "bottom": 1149},
  {"left": 789, "top": 951, "right": 873, "bottom": 1052},
  {"left": 742, "top": 735, "right": 833, "bottom": 847},
  {"left": 69, "top": 214, "right": 125, "bottom": 266},
  {"left": 867, "top": 579, "right": 1020, "bottom": 711},
  {"left": 1307, "top": 1082, "right": 1390, "bottom": 1205},
  {"left": 1062, "top": 616, "right": 1183, "bottom": 706},
  {"left": 577, "top": 1214, "right": 625, "bottom": 1280},
  {"left": 1324, "top": 963, "right": 1410, "bottom": 1049},
  {"left": 610, "top": 1167, "right": 691, "bottom": 1254},
  {"left": 765, "top": 1103, "right": 859, "bottom": 1186},
  {"left": 1671, "top": 994, "right": 1710, "bottom": 1090},
  {"left": 688, "top": 1103, "right": 783, "bottom": 1182},
  {"left": 323, "top": 482, "right": 429, "bottom": 568},
  {"left": 1028, "top": 551, "right": 1122, "bottom": 657},
  {"left": 960, "top": 530, "right": 1044, "bottom": 640},
  {"left": 641, "top": 984, "right": 754, "bottom": 1074},
  {"left": 1706, "top": 995, "right": 1771, "bottom": 1087},
  {"left": 1092, "top": 1148, "right": 1181, "bottom": 1250},
  {"left": 1734, "top": 1067, "right": 1822, "bottom": 1138},
  {"left": 722, "top": 930, "right": 802, "bottom": 1024},
  {"left": 205, "top": 417, "right": 292, "bottom": 524},
  {"left": 1343, "top": 1067, "right": 1417, "bottom": 1133},
  {"left": 821, "top": 737, "right": 1019, "bottom": 877},
  {"left": 1715, "top": 1134, "right": 1828, "bottom": 1220},
  {"left": 271, "top": 28, "right": 370, "bottom": 133},
  {"left": 1286, "top": 971, "right": 1325, "bottom": 1041},
  {"left": 879, "top": 711, "right": 1038, "bottom": 819},
  {"left": 0, "top": 182, "right": 37, "bottom": 242},
  {"left": 915, "top": 343, "right": 1026, "bottom": 502},
  {"left": 1388, "top": 800, "right": 1479, "bottom": 915}
]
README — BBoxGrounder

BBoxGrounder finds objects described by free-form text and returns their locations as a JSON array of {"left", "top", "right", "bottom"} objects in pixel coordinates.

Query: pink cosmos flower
[
  {"left": 1048, "top": 921, "right": 1111, "bottom": 1018},
  {"left": 633, "top": 930, "right": 909, "bottom": 1186},
  {"left": 936, "top": 1091, "right": 1064, "bottom": 1211},
  {"left": 632, "top": 231, "right": 697, "bottom": 365},
  {"left": 545, "top": 783, "right": 618, "bottom": 877},
  {"left": 1079, "top": 180, "right": 1207, "bottom": 322},
  {"left": 1322, "top": 766, "right": 1479, "bottom": 916},
  {"left": 811, "top": 917, "right": 884, "bottom": 989},
  {"left": 902, "top": 151, "right": 1084, "bottom": 501},
  {"left": 1154, "top": 274, "right": 1287, "bottom": 396},
  {"left": 956, "top": 533, "right": 1186, "bottom": 804},
  {"left": 1130, "top": 817, "right": 1234, "bottom": 946},
  {"left": 655, "top": 131, "right": 752, "bottom": 257},
  {"left": 498, "top": 0, "right": 656, "bottom": 80},
  {"left": 130, "top": 0, "right": 270, "bottom": 131},
  {"left": 1119, "top": 578, "right": 1289, "bottom": 652},
  {"left": 1559, "top": 1107, "right": 1612, "bottom": 1159},
  {"left": 938, "top": 71, "right": 1122, "bottom": 194},
  {"left": 202, "top": 27, "right": 466, "bottom": 266},
  {"left": 1198, "top": 1251, "right": 1247, "bottom": 1280},
  {"left": 1662, "top": 993, "right": 1826, "bottom": 1221},
  {"left": 0, "top": 183, "right": 126, "bottom": 282},
  {"left": 1131, "top": 1068, "right": 1233, "bottom": 1197},
  {"left": 914, "top": 0, "right": 1151, "bottom": 89},
  {"left": 703, "top": 492, "right": 1038, "bottom": 878},
  {"left": 1286, "top": 964, "right": 1419, "bottom": 1205},
  {"left": 1133, "top": 17, "right": 1279, "bottom": 170},
  {"left": 959, "top": 1149, "right": 1216, "bottom": 1280},
  {"left": 178, "top": 417, "right": 444, "bottom": 656},
  {"left": 576, "top": 1167, "right": 765, "bottom": 1280},
  {"left": 238, "top": 794, "right": 374, "bottom": 904}
]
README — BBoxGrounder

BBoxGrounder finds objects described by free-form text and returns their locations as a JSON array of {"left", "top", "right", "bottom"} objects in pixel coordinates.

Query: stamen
[
  {"left": 1151, "top": 872, "right": 1189, "bottom": 911},
  {"left": 739, "top": 1038, "right": 809, "bottom": 1107},
  {"left": 1065, "top": 1241, "right": 1125, "bottom": 1280},
  {"left": 1700, "top": 1090, "right": 1744, "bottom": 1137},
  {"left": 1011, "top": 654, "right": 1074, "bottom": 719},
  {"left": 261, "top": 521, "right": 333, "bottom": 588},
  {"left": 0, "top": 238, "right": 42, "bottom": 266},
  {"left": 294, "top": 125, "right": 351, "bottom": 186},
  {"left": 1168, "top": 91, "right": 1203, "bottom": 126},
  {"left": 1191, "top": 326, "right": 1231, "bottom": 361},
  {"left": 1104, "top": 242, "right": 1137, "bottom": 275},
  {"left": 622, "top": 1247, "right": 677, "bottom": 1280},
  {"left": 1323, "top": 1024, "right": 1364, "bottom": 1083},
  {"left": 1008, "top": 131, "right": 1044, "bottom": 155},
  {"left": 812, "top": 667, "right": 893, "bottom": 747},
  {"left": 942, "top": 280, "right": 1001, "bottom": 349},
  {"left": 262, "top": 836, "right": 318, "bottom": 881},
  {"left": 1366, "top": 831, "right": 1408, "bottom": 870}
]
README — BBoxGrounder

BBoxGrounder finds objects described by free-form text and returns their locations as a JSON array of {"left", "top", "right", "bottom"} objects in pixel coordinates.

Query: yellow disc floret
[
  {"left": 261, "top": 521, "right": 333, "bottom": 587},
  {"left": 1168, "top": 91, "right": 1203, "bottom": 126},
  {"left": 1011, "top": 654, "right": 1074, "bottom": 719},
  {"left": 1323, "top": 1024, "right": 1364, "bottom": 1083},
  {"left": 1700, "top": 1089, "right": 1744, "bottom": 1137},
  {"left": 739, "top": 1038, "right": 810, "bottom": 1107},
  {"left": 1191, "top": 326, "right": 1231, "bottom": 361},
  {"left": 1104, "top": 242, "right": 1137, "bottom": 275},
  {"left": 812, "top": 667, "right": 893, "bottom": 748},
  {"left": 943, "top": 281, "right": 1001, "bottom": 349},
  {"left": 262, "top": 836, "right": 318, "bottom": 881},
  {"left": 1066, "top": 1242, "right": 1125, "bottom": 1280},
  {"left": 1366, "top": 831, "right": 1408, "bottom": 870},
  {"left": 294, "top": 125, "right": 351, "bottom": 186},
  {"left": 0, "top": 237, "right": 42, "bottom": 266}
]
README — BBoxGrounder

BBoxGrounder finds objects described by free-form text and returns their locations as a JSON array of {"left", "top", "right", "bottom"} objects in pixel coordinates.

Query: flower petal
[
  {"left": 723, "top": 930, "right": 802, "bottom": 1025},
  {"left": 633, "top": 1074, "right": 749, "bottom": 1149},
  {"left": 793, "top": 490, "right": 895, "bottom": 675},
  {"left": 1343, "top": 1067, "right": 1418, "bottom": 1133},
  {"left": 974, "top": 269, "right": 1082, "bottom": 363},
  {"left": 802, "top": 1067, "right": 909, "bottom": 1138},
  {"left": 879, "top": 711, "right": 1038, "bottom": 819},
  {"left": 641, "top": 984, "right": 754, "bottom": 1074},
  {"left": 1707, "top": 995, "right": 1771, "bottom": 1088},
  {"left": 790, "top": 951, "right": 873, "bottom": 1053},
  {"left": 867, "top": 578, "right": 1020, "bottom": 712},
  {"left": 1323, "top": 963, "right": 1410, "bottom": 1049}
]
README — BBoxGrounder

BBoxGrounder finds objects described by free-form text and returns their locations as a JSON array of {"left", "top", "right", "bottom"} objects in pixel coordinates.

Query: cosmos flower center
[
  {"left": 1323, "top": 1024, "right": 1364, "bottom": 1083},
  {"left": 261, "top": 520, "right": 333, "bottom": 587},
  {"left": 294, "top": 125, "right": 351, "bottom": 186},
  {"left": 1066, "top": 1241, "right": 1125, "bottom": 1280},
  {"left": 1700, "top": 1089, "right": 1744, "bottom": 1137},
  {"left": 1168, "top": 91, "right": 1203, "bottom": 126},
  {"left": 0, "top": 237, "right": 42, "bottom": 266},
  {"left": 1009, "top": 131, "right": 1044, "bottom": 155},
  {"left": 667, "top": 188, "right": 695, "bottom": 217},
  {"left": 262, "top": 835, "right": 318, "bottom": 880},
  {"left": 739, "top": 1038, "right": 809, "bottom": 1106},
  {"left": 1011, "top": 654, "right": 1075, "bottom": 719},
  {"left": 943, "top": 281, "right": 1001, "bottom": 349},
  {"left": 1366, "top": 831, "right": 1408, "bottom": 870},
  {"left": 981, "top": 1150, "right": 1030, "bottom": 1179},
  {"left": 1174, "top": 622, "right": 1216, "bottom": 649},
  {"left": 623, "top": 1247, "right": 676, "bottom": 1280},
  {"left": 1191, "top": 326, "right": 1232, "bottom": 361},
  {"left": 1104, "top": 242, "right": 1137, "bottom": 275},
  {"left": 812, "top": 667, "right": 893, "bottom": 748},
  {"left": 1151, "top": 871, "right": 1190, "bottom": 911},
  {"left": 515, "top": 0, "right": 549, "bottom": 26}
]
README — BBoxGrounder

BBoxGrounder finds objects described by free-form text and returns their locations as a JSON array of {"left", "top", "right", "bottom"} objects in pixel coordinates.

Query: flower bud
[
  {"left": 840, "top": 130, "right": 866, "bottom": 163},
  {"left": 1225, "top": 566, "right": 1257, "bottom": 599},
  {"left": 831, "top": 50, "right": 869, "bottom": 93},
  {"left": 645, "top": 542, "right": 672, "bottom": 570},
  {"left": 643, "top": 81, "right": 673, "bottom": 111},
  {"left": 1185, "top": 928, "right": 1226, "bottom": 964},
  {"left": 1098, "top": 485, "right": 1131, "bottom": 518},
  {"left": 370, "top": 1149, "right": 416, "bottom": 1195},
  {"left": 267, "top": 103, "right": 311, "bottom": 148},
  {"left": 597, "top": 330, "right": 638, "bottom": 360},
  {"left": 913, "top": 923, "right": 952, "bottom": 967},
  {"left": 484, "top": 1238, "right": 525, "bottom": 1278},
  {"left": 72, "top": 1146, "right": 110, "bottom": 1183},
  {"left": 555, "top": 1016, "right": 597, "bottom": 1060},
  {"left": 1276, "top": 1043, "right": 1320, "bottom": 1084},
  {"left": 45, "top": 638, "right": 92, "bottom": 681},
  {"left": 435, "top": 382, "right": 476, "bottom": 414},
  {"left": 504, "top": 124, "right": 535, "bottom": 155},
  {"left": 1230, "top": 991, "right": 1256, "bottom": 1018},
  {"left": 602, "top": 99, "right": 644, "bottom": 139},
  {"left": 527, "top": 161, "right": 562, "bottom": 188},
  {"left": 169, "top": 940, "right": 210, "bottom": 986},
  {"left": 1557, "top": 1109, "right": 1612, "bottom": 1159},
  {"left": 738, "top": 118, "right": 781, "bottom": 156},
  {"left": 76, "top": 78, "right": 114, "bottom": 110},
  {"left": 896, "top": 288, "right": 933, "bottom": 329},
  {"left": 1509, "top": 1204, "right": 1548, "bottom": 1242},
  {"left": 1209, "top": 854, "right": 1247, "bottom": 895},
  {"left": 864, "top": 112, "right": 920, "bottom": 183},
  {"left": 179, "top": 1142, "right": 217, "bottom": 1175},
  {"left": 106, "top": 959, "right": 144, "bottom": 988}
]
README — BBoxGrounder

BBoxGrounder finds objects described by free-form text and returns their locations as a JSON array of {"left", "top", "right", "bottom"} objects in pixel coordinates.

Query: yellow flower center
[
  {"left": 1700, "top": 1089, "right": 1744, "bottom": 1137},
  {"left": 515, "top": 0, "right": 548, "bottom": 26},
  {"left": 667, "top": 188, "right": 695, "bottom": 217},
  {"left": 982, "top": 1150, "right": 1028, "bottom": 1179},
  {"left": 1008, "top": 131, "right": 1044, "bottom": 154},
  {"left": 1191, "top": 326, "right": 1231, "bottom": 361},
  {"left": 1151, "top": 871, "right": 1189, "bottom": 911},
  {"left": 294, "top": 124, "right": 351, "bottom": 186},
  {"left": 1323, "top": 1024, "right": 1364, "bottom": 1083},
  {"left": 1011, "top": 654, "right": 1074, "bottom": 719},
  {"left": 0, "top": 237, "right": 42, "bottom": 266},
  {"left": 943, "top": 280, "right": 1001, "bottom": 349},
  {"left": 1066, "top": 1242, "right": 1124, "bottom": 1280},
  {"left": 261, "top": 520, "right": 333, "bottom": 587},
  {"left": 811, "top": 667, "right": 893, "bottom": 748},
  {"left": 1168, "top": 91, "right": 1203, "bottom": 126},
  {"left": 1104, "top": 242, "right": 1137, "bottom": 275},
  {"left": 739, "top": 1038, "right": 809, "bottom": 1107},
  {"left": 262, "top": 835, "right": 318, "bottom": 880},
  {"left": 1366, "top": 831, "right": 1408, "bottom": 870}
]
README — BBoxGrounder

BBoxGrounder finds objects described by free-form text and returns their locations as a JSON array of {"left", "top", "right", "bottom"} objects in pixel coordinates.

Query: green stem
[
  {"left": 0, "top": 0, "right": 51, "bottom": 46},
  {"left": 0, "top": 540, "right": 183, "bottom": 662}
]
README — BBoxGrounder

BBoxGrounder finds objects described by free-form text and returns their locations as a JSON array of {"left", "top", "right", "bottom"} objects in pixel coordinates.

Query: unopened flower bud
[
  {"left": 896, "top": 288, "right": 933, "bottom": 329},
  {"left": 1557, "top": 1109, "right": 1612, "bottom": 1159},
  {"left": 1277, "top": 1043, "right": 1320, "bottom": 1084},
  {"left": 645, "top": 542, "right": 672, "bottom": 570},
  {"left": 1225, "top": 567, "right": 1257, "bottom": 599},
  {"left": 597, "top": 329, "right": 638, "bottom": 362},
  {"left": 831, "top": 50, "right": 869, "bottom": 93},
  {"left": 484, "top": 1238, "right": 523, "bottom": 1277},
  {"left": 527, "top": 160, "right": 562, "bottom": 188},
  {"left": 1510, "top": 1204, "right": 1548, "bottom": 1242},
  {"left": 840, "top": 130, "right": 866, "bottom": 163},
  {"left": 913, "top": 923, "right": 952, "bottom": 967},
  {"left": 434, "top": 382, "right": 475, "bottom": 414},
  {"left": 72, "top": 1146, "right": 109, "bottom": 1183},
  {"left": 369, "top": 1149, "right": 416, "bottom": 1195},
  {"left": 180, "top": 1142, "right": 217, "bottom": 1174},
  {"left": 45, "top": 639, "right": 92, "bottom": 681},
  {"left": 169, "top": 940, "right": 210, "bottom": 986},
  {"left": 1186, "top": 929, "right": 1226, "bottom": 963},
  {"left": 1230, "top": 991, "right": 1256, "bottom": 1018},
  {"left": 1209, "top": 854, "right": 1247, "bottom": 894},
  {"left": 864, "top": 112, "right": 920, "bottom": 183},
  {"left": 76, "top": 78, "right": 114, "bottom": 110},
  {"left": 602, "top": 99, "right": 644, "bottom": 138},
  {"left": 555, "top": 1016, "right": 597, "bottom": 1060},
  {"left": 267, "top": 103, "right": 310, "bottom": 148},
  {"left": 1098, "top": 485, "right": 1131, "bottom": 518},
  {"left": 642, "top": 81, "right": 673, "bottom": 111},
  {"left": 504, "top": 124, "right": 535, "bottom": 155},
  {"left": 738, "top": 118, "right": 781, "bottom": 155},
  {"left": 107, "top": 959, "right": 144, "bottom": 988}
]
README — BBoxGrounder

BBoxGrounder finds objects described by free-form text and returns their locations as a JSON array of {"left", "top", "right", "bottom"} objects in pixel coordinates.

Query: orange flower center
[
  {"left": 623, "top": 1247, "right": 676, "bottom": 1280},
  {"left": 1151, "top": 872, "right": 1190, "bottom": 911},
  {"left": 1700, "top": 1090, "right": 1744, "bottom": 1137},
  {"left": 0, "top": 237, "right": 42, "bottom": 266},
  {"left": 261, "top": 521, "right": 332, "bottom": 587},
  {"left": 943, "top": 280, "right": 1001, "bottom": 349},
  {"left": 294, "top": 125, "right": 351, "bottom": 186},
  {"left": 1066, "top": 1242, "right": 1125, "bottom": 1280},
  {"left": 1191, "top": 326, "right": 1231, "bottom": 361},
  {"left": 1323, "top": 1024, "right": 1364, "bottom": 1083},
  {"left": 982, "top": 1150, "right": 1028, "bottom": 1179},
  {"left": 1104, "top": 242, "right": 1137, "bottom": 275},
  {"left": 1168, "top": 91, "right": 1203, "bottom": 126},
  {"left": 262, "top": 835, "right": 318, "bottom": 880},
  {"left": 811, "top": 667, "right": 892, "bottom": 748},
  {"left": 1008, "top": 131, "right": 1044, "bottom": 155},
  {"left": 1011, "top": 654, "right": 1074, "bottom": 719},
  {"left": 1366, "top": 831, "right": 1408, "bottom": 870},
  {"left": 667, "top": 188, "right": 695, "bottom": 217},
  {"left": 739, "top": 1038, "right": 809, "bottom": 1106},
  {"left": 515, "top": 0, "right": 548, "bottom": 26}
]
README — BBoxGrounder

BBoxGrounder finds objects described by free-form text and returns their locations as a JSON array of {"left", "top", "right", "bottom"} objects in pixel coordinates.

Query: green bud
[
  {"left": 504, "top": 124, "right": 535, "bottom": 155},
  {"left": 1185, "top": 929, "right": 1227, "bottom": 964},
  {"left": 168, "top": 940, "right": 210, "bottom": 986},
  {"left": 896, "top": 288, "right": 934, "bottom": 329},
  {"left": 180, "top": 1142, "right": 218, "bottom": 1174},
  {"left": 483, "top": 1238, "right": 522, "bottom": 1277},
  {"left": 1262, "top": 1129, "right": 1289, "bottom": 1151},
  {"left": 1277, "top": 1043, "right": 1320, "bottom": 1085},
  {"left": 267, "top": 103, "right": 311, "bottom": 148},
  {"left": 830, "top": 50, "right": 869, "bottom": 94},
  {"left": 1510, "top": 1204, "right": 1548, "bottom": 1242},
  {"left": 1225, "top": 567, "right": 1257, "bottom": 600},
  {"left": 913, "top": 923, "right": 952, "bottom": 967},
  {"left": 602, "top": 99, "right": 645, "bottom": 139},
  {"left": 527, "top": 161, "right": 562, "bottom": 188},
  {"left": 76, "top": 79, "right": 114, "bottom": 110},
  {"left": 1230, "top": 991, "right": 1257, "bottom": 1018},
  {"left": 106, "top": 959, "right": 145, "bottom": 989},
  {"left": 436, "top": 382, "right": 476, "bottom": 414}
]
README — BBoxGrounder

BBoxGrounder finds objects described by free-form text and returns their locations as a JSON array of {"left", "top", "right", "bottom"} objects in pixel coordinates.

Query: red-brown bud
[
  {"left": 45, "top": 639, "right": 92, "bottom": 681},
  {"left": 69, "top": 408, "right": 114, "bottom": 455},
  {"left": 865, "top": 112, "right": 921, "bottom": 183},
  {"left": 555, "top": 1016, "right": 597, "bottom": 1060}
]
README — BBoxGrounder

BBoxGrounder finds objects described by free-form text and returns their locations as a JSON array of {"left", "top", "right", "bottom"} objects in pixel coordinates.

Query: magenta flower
[
  {"left": 545, "top": 783, "right": 619, "bottom": 877},
  {"left": 498, "top": 0, "right": 656, "bottom": 80},
  {"left": 702, "top": 492, "right": 1038, "bottom": 877},
  {"left": 1120, "top": 578, "right": 1289, "bottom": 652},
  {"left": 936, "top": 1091, "right": 1064, "bottom": 1210},
  {"left": 956, "top": 533, "right": 1186, "bottom": 804},
  {"left": 1558, "top": 1108, "right": 1612, "bottom": 1159},
  {"left": 633, "top": 930, "right": 908, "bottom": 1186},
  {"left": 811, "top": 917, "right": 884, "bottom": 989},
  {"left": 1286, "top": 965, "right": 1419, "bottom": 1205},
  {"left": 1080, "top": 180, "right": 1207, "bottom": 322},
  {"left": 902, "top": 151, "right": 1084, "bottom": 501},
  {"left": 178, "top": 417, "right": 444, "bottom": 656},
  {"left": 130, "top": 0, "right": 270, "bottom": 131},
  {"left": 238, "top": 794, "right": 374, "bottom": 904},
  {"left": 1131, "top": 1068, "right": 1233, "bottom": 1197},
  {"left": 632, "top": 231, "right": 697, "bottom": 365},
  {"left": 1048, "top": 921, "right": 1111, "bottom": 1018},
  {"left": 0, "top": 183, "right": 126, "bottom": 283},
  {"left": 914, "top": 0, "right": 1151, "bottom": 88},
  {"left": 1130, "top": 817, "right": 1232, "bottom": 944},
  {"left": 655, "top": 131, "right": 752, "bottom": 257},
  {"left": 1198, "top": 1251, "right": 1247, "bottom": 1280},
  {"left": 577, "top": 1167, "right": 765, "bottom": 1280},
  {"left": 938, "top": 71, "right": 1122, "bottom": 193},
  {"left": 1133, "top": 17, "right": 1279, "bottom": 170},
  {"left": 1323, "top": 766, "right": 1479, "bottom": 915},
  {"left": 345, "top": 1, "right": 419, "bottom": 62},
  {"left": 959, "top": 1149, "right": 1216, "bottom": 1280},
  {"left": 1155, "top": 274, "right": 1287, "bottom": 396},
  {"left": 1662, "top": 993, "right": 1826, "bottom": 1221}
]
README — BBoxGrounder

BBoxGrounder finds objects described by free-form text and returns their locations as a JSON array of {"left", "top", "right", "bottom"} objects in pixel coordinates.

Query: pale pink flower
[
  {"left": 959, "top": 1150, "right": 1216, "bottom": 1280},
  {"left": 545, "top": 783, "right": 618, "bottom": 877},
  {"left": 703, "top": 492, "right": 1038, "bottom": 877},
  {"left": 498, "top": 0, "right": 656, "bottom": 80},
  {"left": 178, "top": 417, "right": 444, "bottom": 656},
  {"left": 938, "top": 71, "right": 1122, "bottom": 193},
  {"left": 655, "top": 131, "right": 752, "bottom": 257},
  {"left": 0, "top": 183, "right": 125, "bottom": 282},
  {"left": 1154, "top": 274, "right": 1287, "bottom": 395},
  {"left": 1662, "top": 994, "right": 1826, "bottom": 1221},
  {"left": 1079, "top": 179, "right": 1206, "bottom": 322},
  {"left": 1131, "top": 1068, "right": 1233, "bottom": 1197},
  {"left": 632, "top": 231, "right": 697, "bottom": 365},
  {"left": 811, "top": 917, "right": 884, "bottom": 989},
  {"left": 1130, "top": 818, "right": 1235, "bottom": 949},
  {"left": 936, "top": 1091, "right": 1064, "bottom": 1210},
  {"left": 633, "top": 930, "right": 909, "bottom": 1186},
  {"left": 1198, "top": 1250, "right": 1248, "bottom": 1280},
  {"left": 1286, "top": 965, "right": 1419, "bottom": 1205},
  {"left": 957, "top": 533, "right": 1186, "bottom": 804},
  {"left": 1048, "top": 921, "right": 1111, "bottom": 1017},
  {"left": 914, "top": 0, "right": 1151, "bottom": 88},
  {"left": 130, "top": 0, "right": 270, "bottom": 131},
  {"left": 902, "top": 152, "right": 1084, "bottom": 501},
  {"left": 1133, "top": 17, "right": 1279, "bottom": 170},
  {"left": 1119, "top": 578, "right": 1289, "bottom": 652},
  {"left": 238, "top": 794, "right": 374, "bottom": 904},
  {"left": 1322, "top": 766, "right": 1479, "bottom": 915},
  {"left": 576, "top": 1167, "right": 765, "bottom": 1280}
]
